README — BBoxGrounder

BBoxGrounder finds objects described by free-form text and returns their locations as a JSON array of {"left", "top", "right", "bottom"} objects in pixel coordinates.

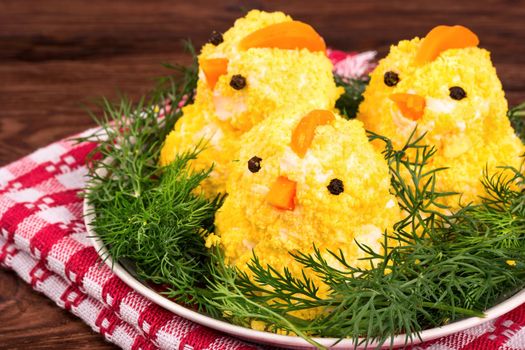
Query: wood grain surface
[{"left": 1, "top": 0, "right": 525, "bottom": 348}]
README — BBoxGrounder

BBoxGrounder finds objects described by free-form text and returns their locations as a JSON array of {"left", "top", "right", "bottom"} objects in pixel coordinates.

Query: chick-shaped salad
[
  {"left": 358, "top": 25, "right": 524, "bottom": 207},
  {"left": 160, "top": 10, "right": 342, "bottom": 196},
  {"left": 209, "top": 108, "right": 401, "bottom": 308}
]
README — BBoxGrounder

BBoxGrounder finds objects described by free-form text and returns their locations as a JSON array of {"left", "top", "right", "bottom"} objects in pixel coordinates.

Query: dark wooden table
[{"left": 1, "top": 1, "right": 525, "bottom": 348}]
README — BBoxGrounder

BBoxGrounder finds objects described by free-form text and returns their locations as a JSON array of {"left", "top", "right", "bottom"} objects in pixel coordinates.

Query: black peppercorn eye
[
  {"left": 209, "top": 31, "right": 224, "bottom": 46},
  {"left": 384, "top": 71, "right": 400, "bottom": 87},
  {"left": 230, "top": 74, "right": 247, "bottom": 90},
  {"left": 449, "top": 86, "right": 467, "bottom": 100},
  {"left": 248, "top": 156, "right": 262, "bottom": 173},
  {"left": 327, "top": 178, "right": 344, "bottom": 195}
]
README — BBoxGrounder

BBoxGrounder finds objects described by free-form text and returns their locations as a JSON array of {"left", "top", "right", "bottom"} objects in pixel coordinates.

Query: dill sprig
[
  {"left": 84, "top": 44, "right": 225, "bottom": 314},
  {"left": 207, "top": 129, "right": 525, "bottom": 348},
  {"left": 334, "top": 74, "right": 368, "bottom": 119},
  {"left": 509, "top": 101, "right": 525, "bottom": 142},
  {"left": 83, "top": 42, "right": 525, "bottom": 349}
]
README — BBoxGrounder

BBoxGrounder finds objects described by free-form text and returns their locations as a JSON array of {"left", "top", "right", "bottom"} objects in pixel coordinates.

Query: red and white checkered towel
[{"left": 2, "top": 51, "right": 525, "bottom": 350}]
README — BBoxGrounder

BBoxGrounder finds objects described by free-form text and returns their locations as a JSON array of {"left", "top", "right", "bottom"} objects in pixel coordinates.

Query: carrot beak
[
  {"left": 200, "top": 58, "right": 228, "bottom": 90},
  {"left": 389, "top": 93, "right": 426, "bottom": 121},
  {"left": 266, "top": 176, "right": 297, "bottom": 211}
]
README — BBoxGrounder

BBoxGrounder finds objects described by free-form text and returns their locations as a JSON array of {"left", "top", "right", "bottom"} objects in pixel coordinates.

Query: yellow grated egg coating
[
  {"left": 200, "top": 10, "right": 292, "bottom": 61},
  {"left": 212, "top": 108, "right": 401, "bottom": 314},
  {"left": 159, "top": 100, "right": 241, "bottom": 196},
  {"left": 159, "top": 10, "right": 342, "bottom": 196},
  {"left": 208, "top": 47, "right": 341, "bottom": 131},
  {"left": 357, "top": 37, "right": 525, "bottom": 208}
]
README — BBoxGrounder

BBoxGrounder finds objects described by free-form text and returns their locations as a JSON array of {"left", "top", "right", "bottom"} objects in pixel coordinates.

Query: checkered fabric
[{"left": 1, "top": 50, "right": 525, "bottom": 349}]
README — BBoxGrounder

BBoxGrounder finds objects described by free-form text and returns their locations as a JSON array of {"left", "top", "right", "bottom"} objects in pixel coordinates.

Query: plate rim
[{"left": 84, "top": 195, "right": 525, "bottom": 349}]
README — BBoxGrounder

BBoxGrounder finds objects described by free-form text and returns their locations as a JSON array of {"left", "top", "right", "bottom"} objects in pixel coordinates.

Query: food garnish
[
  {"left": 239, "top": 20, "right": 326, "bottom": 52},
  {"left": 414, "top": 25, "right": 479, "bottom": 65},
  {"left": 229, "top": 74, "right": 247, "bottom": 90},
  {"left": 266, "top": 176, "right": 297, "bottom": 210},
  {"left": 290, "top": 109, "right": 335, "bottom": 157},
  {"left": 209, "top": 30, "right": 224, "bottom": 46},
  {"left": 200, "top": 58, "right": 228, "bottom": 89},
  {"left": 84, "top": 16, "right": 525, "bottom": 349}
]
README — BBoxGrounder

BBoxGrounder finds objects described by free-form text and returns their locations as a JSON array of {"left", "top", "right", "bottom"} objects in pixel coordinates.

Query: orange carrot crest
[
  {"left": 239, "top": 21, "right": 326, "bottom": 53},
  {"left": 414, "top": 25, "right": 479, "bottom": 65},
  {"left": 291, "top": 110, "right": 335, "bottom": 158}
]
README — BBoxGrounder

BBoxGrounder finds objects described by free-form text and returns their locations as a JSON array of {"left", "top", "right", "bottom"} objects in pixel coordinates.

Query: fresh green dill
[
  {"left": 509, "top": 101, "right": 525, "bottom": 142},
  {"left": 84, "top": 44, "right": 525, "bottom": 349},
  {"left": 84, "top": 44, "right": 225, "bottom": 314},
  {"left": 207, "top": 130, "right": 525, "bottom": 348},
  {"left": 335, "top": 74, "right": 369, "bottom": 119}
]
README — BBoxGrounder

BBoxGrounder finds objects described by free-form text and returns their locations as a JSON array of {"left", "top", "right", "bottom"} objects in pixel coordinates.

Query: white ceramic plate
[{"left": 84, "top": 196, "right": 525, "bottom": 349}]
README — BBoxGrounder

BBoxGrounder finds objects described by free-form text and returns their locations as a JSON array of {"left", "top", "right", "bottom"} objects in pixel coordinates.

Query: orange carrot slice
[
  {"left": 291, "top": 110, "right": 335, "bottom": 158},
  {"left": 200, "top": 58, "right": 228, "bottom": 89},
  {"left": 239, "top": 21, "right": 326, "bottom": 52},
  {"left": 266, "top": 176, "right": 297, "bottom": 211},
  {"left": 415, "top": 25, "right": 479, "bottom": 65},
  {"left": 389, "top": 93, "right": 426, "bottom": 121}
]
